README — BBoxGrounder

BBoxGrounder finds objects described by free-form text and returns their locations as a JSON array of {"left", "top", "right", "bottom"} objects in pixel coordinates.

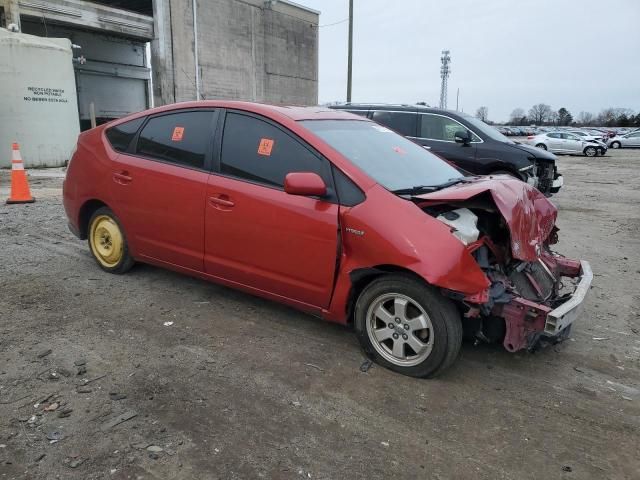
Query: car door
[
  {"left": 204, "top": 111, "right": 339, "bottom": 308},
  {"left": 545, "top": 133, "right": 563, "bottom": 152},
  {"left": 625, "top": 132, "right": 640, "bottom": 147},
  {"left": 414, "top": 113, "right": 478, "bottom": 171},
  {"left": 110, "top": 109, "right": 217, "bottom": 271},
  {"left": 562, "top": 133, "right": 583, "bottom": 153}
]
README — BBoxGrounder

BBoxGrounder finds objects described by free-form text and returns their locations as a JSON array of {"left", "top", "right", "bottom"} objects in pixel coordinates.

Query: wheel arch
[
  {"left": 77, "top": 199, "right": 110, "bottom": 239},
  {"left": 345, "top": 265, "right": 428, "bottom": 324}
]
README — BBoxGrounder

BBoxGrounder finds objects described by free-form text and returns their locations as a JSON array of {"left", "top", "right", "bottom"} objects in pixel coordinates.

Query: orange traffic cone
[{"left": 6, "top": 142, "right": 35, "bottom": 204}]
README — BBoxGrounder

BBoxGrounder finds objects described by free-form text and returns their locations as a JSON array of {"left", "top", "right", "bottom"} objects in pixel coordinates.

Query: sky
[{"left": 296, "top": 0, "right": 640, "bottom": 122}]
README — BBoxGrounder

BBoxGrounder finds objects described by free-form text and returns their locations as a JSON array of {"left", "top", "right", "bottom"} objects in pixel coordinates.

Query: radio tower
[{"left": 439, "top": 50, "right": 451, "bottom": 109}]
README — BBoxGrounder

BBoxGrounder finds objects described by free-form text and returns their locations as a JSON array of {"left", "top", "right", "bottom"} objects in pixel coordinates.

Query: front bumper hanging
[{"left": 493, "top": 260, "right": 592, "bottom": 352}]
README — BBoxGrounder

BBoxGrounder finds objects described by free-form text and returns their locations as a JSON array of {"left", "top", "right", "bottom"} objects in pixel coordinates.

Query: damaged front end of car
[{"left": 416, "top": 177, "right": 592, "bottom": 353}]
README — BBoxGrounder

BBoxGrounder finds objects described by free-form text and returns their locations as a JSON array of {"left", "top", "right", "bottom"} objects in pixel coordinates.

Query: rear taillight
[{"left": 527, "top": 135, "right": 534, "bottom": 139}]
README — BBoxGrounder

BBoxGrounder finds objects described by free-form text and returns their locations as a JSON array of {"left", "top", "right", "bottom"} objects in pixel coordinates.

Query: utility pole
[
  {"left": 456, "top": 88, "right": 459, "bottom": 111},
  {"left": 439, "top": 50, "right": 451, "bottom": 109},
  {"left": 346, "top": 0, "right": 353, "bottom": 102}
]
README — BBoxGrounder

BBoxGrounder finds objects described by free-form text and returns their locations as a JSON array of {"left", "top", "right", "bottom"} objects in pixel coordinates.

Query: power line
[{"left": 317, "top": 18, "right": 349, "bottom": 28}]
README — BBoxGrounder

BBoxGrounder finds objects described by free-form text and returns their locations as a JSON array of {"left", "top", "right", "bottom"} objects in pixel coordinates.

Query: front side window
[
  {"left": 419, "top": 114, "right": 480, "bottom": 142},
  {"left": 220, "top": 112, "right": 330, "bottom": 188},
  {"left": 136, "top": 111, "right": 215, "bottom": 169},
  {"left": 563, "top": 133, "right": 580, "bottom": 141},
  {"left": 105, "top": 117, "right": 145, "bottom": 152},
  {"left": 371, "top": 111, "right": 417, "bottom": 137},
  {"left": 302, "top": 120, "right": 462, "bottom": 192}
]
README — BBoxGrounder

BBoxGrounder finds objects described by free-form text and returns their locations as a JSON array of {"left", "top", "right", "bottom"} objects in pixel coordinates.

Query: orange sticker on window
[
  {"left": 258, "top": 138, "right": 274, "bottom": 156},
  {"left": 171, "top": 126, "right": 185, "bottom": 142}
]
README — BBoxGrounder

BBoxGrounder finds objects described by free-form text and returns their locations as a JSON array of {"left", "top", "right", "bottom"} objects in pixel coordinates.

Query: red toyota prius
[{"left": 63, "top": 101, "right": 592, "bottom": 377}]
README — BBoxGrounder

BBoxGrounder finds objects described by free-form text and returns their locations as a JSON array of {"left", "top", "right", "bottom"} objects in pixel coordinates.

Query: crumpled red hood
[{"left": 417, "top": 176, "right": 558, "bottom": 261}]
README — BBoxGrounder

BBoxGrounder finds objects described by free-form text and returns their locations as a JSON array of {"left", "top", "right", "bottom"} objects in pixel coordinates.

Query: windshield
[
  {"left": 301, "top": 120, "right": 463, "bottom": 192},
  {"left": 458, "top": 113, "right": 514, "bottom": 144}
]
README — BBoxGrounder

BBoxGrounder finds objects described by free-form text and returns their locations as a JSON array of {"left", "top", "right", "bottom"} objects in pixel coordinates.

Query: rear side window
[
  {"left": 136, "top": 111, "right": 215, "bottom": 169},
  {"left": 547, "top": 133, "right": 560, "bottom": 139},
  {"left": 220, "top": 112, "right": 331, "bottom": 188},
  {"left": 371, "top": 111, "right": 417, "bottom": 137},
  {"left": 105, "top": 117, "right": 145, "bottom": 152}
]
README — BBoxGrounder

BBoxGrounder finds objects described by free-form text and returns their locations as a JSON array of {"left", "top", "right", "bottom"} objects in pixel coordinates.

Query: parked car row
[
  {"left": 501, "top": 125, "right": 639, "bottom": 139},
  {"left": 607, "top": 130, "right": 640, "bottom": 148},
  {"left": 63, "top": 101, "right": 591, "bottom": 378},
  {"left": 498, "top": 126, "right": 537, "bottom": 136}
]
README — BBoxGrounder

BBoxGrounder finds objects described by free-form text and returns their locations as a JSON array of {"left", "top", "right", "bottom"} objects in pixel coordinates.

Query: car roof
[
  {"left": 329, "top": 103, "right": 464, "bottom": 116},
  {"left": 109, "top": 100, "right": 363, "bottom": 126}
]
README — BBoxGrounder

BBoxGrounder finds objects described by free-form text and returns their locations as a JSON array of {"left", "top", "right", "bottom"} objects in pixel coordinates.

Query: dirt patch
[{"left": 1, "top": 150, "right": 639, "bottom": 479}]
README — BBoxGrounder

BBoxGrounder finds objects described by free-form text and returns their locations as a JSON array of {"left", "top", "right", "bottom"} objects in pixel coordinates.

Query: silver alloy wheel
[
  {"left": 585, "top": 147, "right": 596, "bottom": 157},
  {"left": 365, "top": 293, "right": 434, "bottom": 367},
  {"left": 611, "top": 142, "right": 620, "bottom": 149}
]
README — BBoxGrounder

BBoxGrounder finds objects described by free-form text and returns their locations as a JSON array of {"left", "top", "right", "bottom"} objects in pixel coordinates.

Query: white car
[
  {"left": 608, "top": 131, "right": 640, "bottom": 149},
  {"left": 528, "top": 132, "right": 606, "bottom": 157},
  {"left": 567, "top": 130, "right": 604, "bottom": 143}
]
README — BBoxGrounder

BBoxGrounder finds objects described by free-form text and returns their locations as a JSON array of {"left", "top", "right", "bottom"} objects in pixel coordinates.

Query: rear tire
[
  {"left": 88, "top": 207, "right": 134, "bottom": 274},
  {"left": 535, "top": 143, "right": 547, "bottom": 150},
  {"left": 354, "top": 274, "right": 463, "bottom": 378}
]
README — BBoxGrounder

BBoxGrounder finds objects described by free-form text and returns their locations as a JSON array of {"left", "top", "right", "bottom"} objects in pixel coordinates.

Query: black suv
[{"left": 329, "top": 104, "right": 563, "bottom": 195}]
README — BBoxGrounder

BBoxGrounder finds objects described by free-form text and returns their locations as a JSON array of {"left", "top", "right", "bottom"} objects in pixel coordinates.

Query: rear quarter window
[{"left": 105, "top": 117, "right": 145, "bottom": 152}]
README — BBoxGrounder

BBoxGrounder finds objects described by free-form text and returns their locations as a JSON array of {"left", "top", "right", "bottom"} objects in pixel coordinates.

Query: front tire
[
  {"left": 610, "top": 141, "right": 621, "bottom": 149},
  {"left": 88, "top": 207, "right": 134, "bottom": 274},
  {"left": 354, "top": 274, "right": 463, "bottom": 378},
  {"left": 584, "top": 146, "right": 597, "bottom": 157}
]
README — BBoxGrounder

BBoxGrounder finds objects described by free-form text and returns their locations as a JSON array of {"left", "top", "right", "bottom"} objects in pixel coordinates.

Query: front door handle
[
  {"left": 208, "top": 195, "right": 235, "bottom": 209},
  {"left": 113, "top": 171, "right": 132, "bottom": 184}
]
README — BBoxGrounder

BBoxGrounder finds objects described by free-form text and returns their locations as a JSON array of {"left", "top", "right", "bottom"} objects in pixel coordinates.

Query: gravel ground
[{"left": 0, "top": 149, "right": 639, "bottom": 480}]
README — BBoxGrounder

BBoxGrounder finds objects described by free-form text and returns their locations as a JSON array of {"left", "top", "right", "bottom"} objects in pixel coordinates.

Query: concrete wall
[
  {"left": 0, "top": 29, "right": 80, "bottom": 167},
  {"left": 151, "top": 0, "right": 318, "bottom": 107}
]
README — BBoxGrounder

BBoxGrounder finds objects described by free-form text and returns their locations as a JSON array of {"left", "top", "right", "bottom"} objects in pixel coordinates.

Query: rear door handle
[
  {"left": 208, "top": 195, "right": 235, "bottom": 208},
  {"left": 113, "top": 171, "right": 132, "bottom": 184}
]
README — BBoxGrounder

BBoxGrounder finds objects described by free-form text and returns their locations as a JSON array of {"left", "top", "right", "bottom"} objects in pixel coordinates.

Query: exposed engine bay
[{"left": 416, "top": 183, "right": 592, "bottom": 353}]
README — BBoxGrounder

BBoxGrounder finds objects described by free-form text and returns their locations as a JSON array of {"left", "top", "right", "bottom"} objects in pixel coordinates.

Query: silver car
[
  {"left": 608, "top": 131, "right": 640, "bottom": 149},
  {"left": 567, "top": 130, "right": 604, "bottom": 142},
  {"left": 529, "top": 132, "right": 606, "bottom": 157}
]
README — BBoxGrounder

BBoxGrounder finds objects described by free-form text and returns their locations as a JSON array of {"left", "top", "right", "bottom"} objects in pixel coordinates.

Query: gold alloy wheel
[{"left": 89, "top": 215, "right": 124, "bottom": 268}]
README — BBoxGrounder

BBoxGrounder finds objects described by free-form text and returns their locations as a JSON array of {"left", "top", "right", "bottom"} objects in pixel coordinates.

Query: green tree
[
  {"left": 618, "top": 114, "right": 630, "bottom": 127},
  {"left": 557, "top": 107, "right": 573, "bottom": 126}
]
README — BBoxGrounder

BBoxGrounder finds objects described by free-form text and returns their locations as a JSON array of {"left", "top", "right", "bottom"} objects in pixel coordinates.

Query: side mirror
[
  {"left": 454, "top": 129, "right": 471, "bottom": 145},
  {"left": 284, "top": 172, "right": 327, "bottom": 197}
]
